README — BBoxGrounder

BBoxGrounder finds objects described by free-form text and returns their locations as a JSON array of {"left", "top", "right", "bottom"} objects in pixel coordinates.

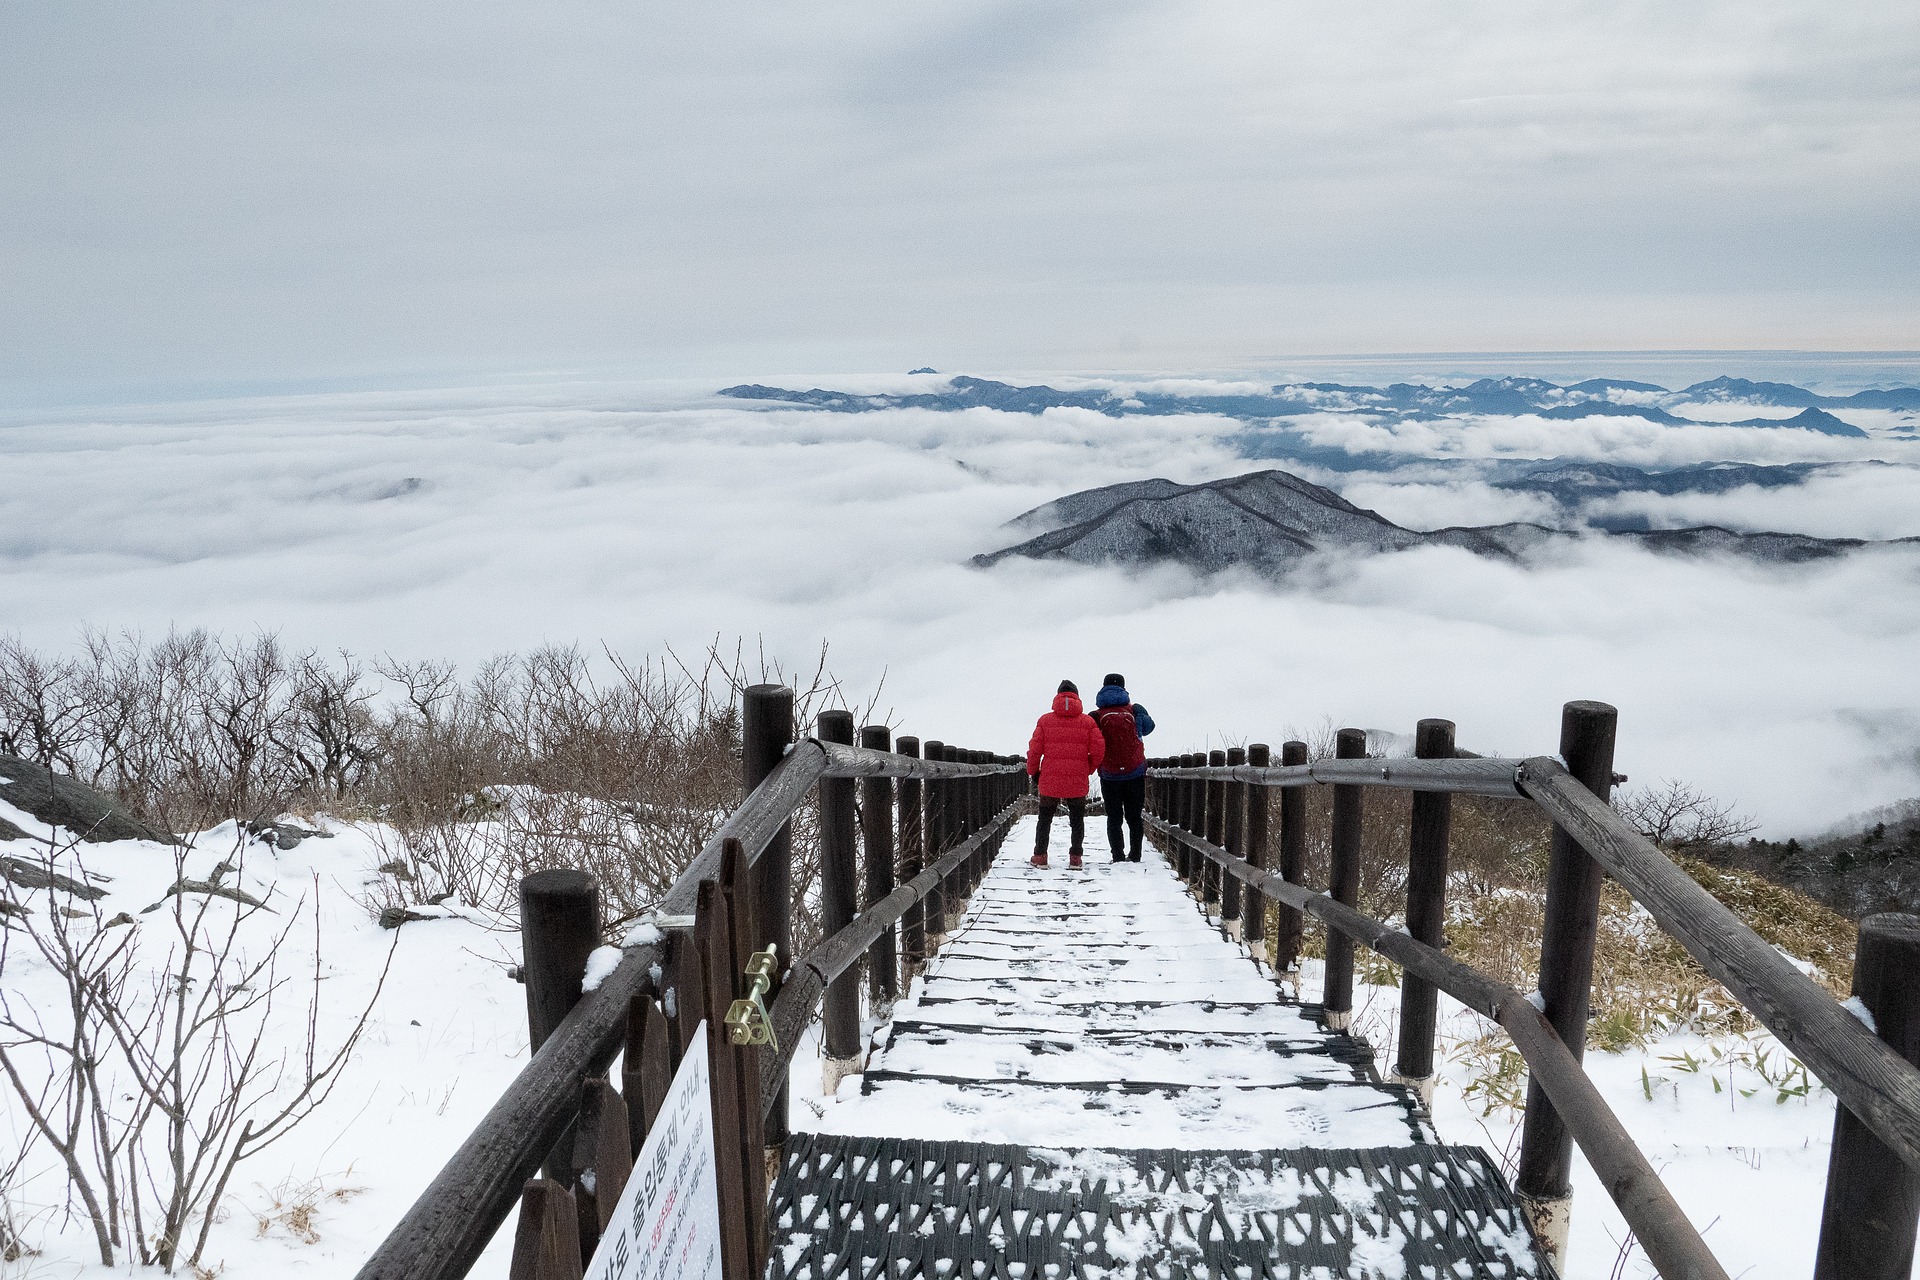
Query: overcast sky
[{"left": 3, "top": 0, "right": 1916, "bottom": 405}]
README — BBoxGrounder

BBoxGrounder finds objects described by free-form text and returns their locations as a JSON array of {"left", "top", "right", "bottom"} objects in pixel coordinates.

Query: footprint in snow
[{"left": 1285, "top": 1103, "right": 1332, "bottom": 1138}]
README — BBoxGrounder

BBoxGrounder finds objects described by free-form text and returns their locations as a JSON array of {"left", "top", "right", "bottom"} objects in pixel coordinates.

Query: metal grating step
[
  {"left": 874, "top": 1024, "right": 1379, "bottom": 1086},
  {"left": 765, "top": 1132, "right": 1551, "bottom": 1280}
]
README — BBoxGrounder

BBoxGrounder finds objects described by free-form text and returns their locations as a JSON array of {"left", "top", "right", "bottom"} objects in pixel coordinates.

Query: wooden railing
[
  {"left": 1146, "top": 701, "right": 1920, "bottom": 1280},
  {"left": 355, "top": 685, "right": 1024, "bottom": 1280},
  {"left": 353, "top": 690, "right": 1920, "bottom": 1280}
]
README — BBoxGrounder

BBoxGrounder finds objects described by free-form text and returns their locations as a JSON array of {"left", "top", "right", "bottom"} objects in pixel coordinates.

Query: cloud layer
[{"left": 4, "top": 380, "right": 1918, "bottom": 834}]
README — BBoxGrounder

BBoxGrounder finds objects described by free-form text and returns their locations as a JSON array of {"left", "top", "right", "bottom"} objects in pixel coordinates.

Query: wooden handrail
[
  {"left": 758, "top": 797, "right": 1026, "bottom": 1110},
  {"left": 1518, "top": 757, "right": 1920, "bottom": 1175},
  {"left": 815, "top": 738, "right": 1021, "bottom": 780},
  {"left": 355, "top": 741, "right": 833, "bottom": 1280},
  {"left": 1151, "top": 755, "right": 1524, "bottom": 795},
  {"left": 1148, "top": 814, "right": 1730, "bottom": 1280},
  {"left": 1156, "top": 746, "right": 1920, "bottom": 1174}
]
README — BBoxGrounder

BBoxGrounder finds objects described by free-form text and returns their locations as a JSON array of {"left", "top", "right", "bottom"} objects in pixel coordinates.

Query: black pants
[
  {"left": 1034, "top": 796, "right": 1087, "bottom": 857},
  {"left": 1101, "top": 776, "right": 1146, "bottom": 860}
]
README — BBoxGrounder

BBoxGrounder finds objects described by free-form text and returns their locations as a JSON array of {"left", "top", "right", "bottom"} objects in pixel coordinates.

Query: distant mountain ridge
[
  {"left": 719, "top": 373, "right": 1915, "bottom": 436},
  {"left": 976, "top": 469, "right": 1915, "bottom": 576}
]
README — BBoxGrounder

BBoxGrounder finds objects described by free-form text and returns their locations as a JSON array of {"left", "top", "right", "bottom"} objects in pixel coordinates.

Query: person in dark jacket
[
  {"left": 1025, "top": 679, "right": 1106, "bottom": 868},
  {"left": 1092, "top": 673, "right": 1155, "bottom": 862}
]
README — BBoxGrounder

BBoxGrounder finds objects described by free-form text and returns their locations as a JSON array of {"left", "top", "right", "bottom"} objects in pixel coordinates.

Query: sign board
[{"left": 584, "top": 1024, "right": 723, "bottom": 1280}]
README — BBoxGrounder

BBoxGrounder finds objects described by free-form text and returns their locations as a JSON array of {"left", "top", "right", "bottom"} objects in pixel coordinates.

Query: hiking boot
[
  {"left": 1068, "top": 849, "right": 1084, "bottom": 870},
  {"left": 1030, "top": 851, "right": 1048, "bottom": 868}
]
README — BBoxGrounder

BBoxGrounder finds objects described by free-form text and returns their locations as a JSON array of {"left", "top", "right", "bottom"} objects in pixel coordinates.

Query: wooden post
[
  {"left": 1814, "top": 914, "right": 1920, "bottom": 1280},
  {"left": 695, "top": 881, "right": 753, "bottom": 1280},
  {"left": 896, "top": 737, "right": 925, "bottom": 972},
  {"left": 859, "top": 725, "right": 898, "bottom": 1007},
  {"left": 1222, "top": 746, "right": 1247, "bottom": 940},
  {"left": 1394, "top": 718, "right": 1455, "bottom": 1108},
  {"left": 622, "top": 995, "right": 670, "bottom": 1154},
  {"left": 942, "top": 744, "right": 968, "bottom": 934},
  {"left": 1204, "top": 749, "right": 1227, "bottom": 916},
  {"left": 1275, "top": 740, "right": 1308, "bottom": 972},
  {"left": 1182, "top": 753, "right": 1201, "bottom": 886},
  {"left": 1165, "top": 756, "right": 1179, "bottom": 869},
  {"left": 1515, "top": 700, "right": 1618, "bottom": 1264},
  {"left": 520, "top": 869, "right": 599, "bottom": 1182},
  {"left": 922, "top": 741, "right": 947, "bottom": 953},
  {"left": 715, "top": 840, "right": 767, "bottom": 1267},
  {"left": 1324, "top": 727, "right": 1367, "bottom": 1032},
  {"left": 816, "top": 711, "right": 862, "bottom": 1095},
  {"left": 1245, "top": 744, "right": 1270, "bottom": 954},
  {"left": 507, "top": 1178, "right": 583, "bottom": 1280},
  {"left": 741, "top": 683, "right": 793, "bottom": 1147},
  {"left": 960, "top": 748, "right": 980, "bottom": 894},
  {"left": 568, "top": 1077, "right": 632, "bottom": 1263},
  {"left": 971, "top": 750, "right": 992, "bottom": 889}
]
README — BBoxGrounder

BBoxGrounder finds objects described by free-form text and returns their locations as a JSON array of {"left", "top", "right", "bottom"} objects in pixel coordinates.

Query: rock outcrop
[{"left": 0, "top": 754, "right": 177, "bottom": 844}]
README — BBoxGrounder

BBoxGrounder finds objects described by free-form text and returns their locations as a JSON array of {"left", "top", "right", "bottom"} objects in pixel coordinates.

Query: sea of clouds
[{"left": 3, "top": 375, "right": 1918, "bottom": 835}]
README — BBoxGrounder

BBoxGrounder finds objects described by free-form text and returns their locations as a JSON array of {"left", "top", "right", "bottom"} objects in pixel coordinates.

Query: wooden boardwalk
[{"left": 766, "top": 815, "right": 1549, "bottom": 1279}]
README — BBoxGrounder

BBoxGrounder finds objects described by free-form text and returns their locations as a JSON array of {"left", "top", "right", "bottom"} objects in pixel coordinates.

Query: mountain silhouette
[{"left": 977, "top": 469, "right": 1908, "bottom": 576}]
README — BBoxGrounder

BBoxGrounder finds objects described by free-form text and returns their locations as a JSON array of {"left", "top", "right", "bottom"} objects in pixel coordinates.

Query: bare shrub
[
  {"left": 3, "top": 631, "right": 892, "bottom": 947},
  {"left": 0, "top": 832, "right": 391, "bottom": 1272},
  {"left": 1618, "top": 778, "right": 1758, "bottom": 853}
]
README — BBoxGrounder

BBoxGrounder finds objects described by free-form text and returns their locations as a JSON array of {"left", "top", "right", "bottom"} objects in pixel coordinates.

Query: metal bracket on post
[{"left": 725, "top": 945, "right": 781, "bottom": 1050}]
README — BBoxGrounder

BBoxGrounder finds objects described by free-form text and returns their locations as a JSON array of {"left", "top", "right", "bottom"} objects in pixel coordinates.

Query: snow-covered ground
[
  {"left": 0, "top": 803, "right": 531, "bottom": 1279},
  {"left": 0, "top": 805, "right": 1894, "bottom": 1279}
]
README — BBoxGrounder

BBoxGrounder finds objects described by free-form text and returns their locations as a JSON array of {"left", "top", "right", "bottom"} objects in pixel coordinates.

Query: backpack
[{"left": 1094, "top": 704, "right": 1145, "bottom": 776}]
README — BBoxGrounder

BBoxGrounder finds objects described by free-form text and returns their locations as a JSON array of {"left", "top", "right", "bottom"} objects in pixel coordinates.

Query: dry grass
[
  {"left": 1246, "top": 783, "right": 1857, "bottom": 1054},
  {"left": 250, "top": 1176, "right": 365, "bottom": 1247}
]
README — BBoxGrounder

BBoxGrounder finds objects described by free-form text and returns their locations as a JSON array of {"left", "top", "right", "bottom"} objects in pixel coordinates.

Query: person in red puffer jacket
[{"left": 1025, "top": 679, "right": 1105, "bottom": 868}]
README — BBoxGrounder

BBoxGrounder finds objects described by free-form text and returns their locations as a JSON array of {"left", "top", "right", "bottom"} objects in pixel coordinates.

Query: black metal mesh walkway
[
  {"left": 771, "top": 816, "right": 1549, "bottom": 1279},
  {"left": 767, "top": 1133, "right": 1543, "bottom": 1279}
]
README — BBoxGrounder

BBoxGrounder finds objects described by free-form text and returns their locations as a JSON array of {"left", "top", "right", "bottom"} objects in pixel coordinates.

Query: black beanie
[
  {"left": 1057, "top": 679, "right": 1078, "bottom": 694},
  {"left": 1103, "top": 673, "right": 1125, "bottom": 688}
]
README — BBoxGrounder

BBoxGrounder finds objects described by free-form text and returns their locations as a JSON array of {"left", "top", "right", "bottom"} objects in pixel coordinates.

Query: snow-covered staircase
[{"left": 768, "top": 815, "right": 1548, "bottom": 1279}]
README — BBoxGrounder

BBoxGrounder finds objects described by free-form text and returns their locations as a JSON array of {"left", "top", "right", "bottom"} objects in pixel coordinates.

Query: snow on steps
[{"left": 774, "top": 816, "right": 1547, "bottom": 1278}]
